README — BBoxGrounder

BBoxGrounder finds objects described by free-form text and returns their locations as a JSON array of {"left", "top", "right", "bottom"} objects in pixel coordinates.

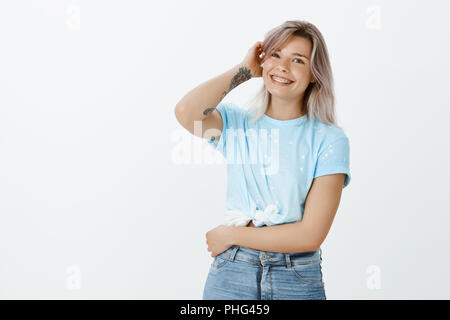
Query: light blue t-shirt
[{"left": 206, "top": 102, "right": 351, "bottom": 227}]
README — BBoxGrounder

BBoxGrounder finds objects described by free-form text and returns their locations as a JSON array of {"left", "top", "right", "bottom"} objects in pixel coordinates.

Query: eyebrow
[{"left": 275, "top": 49, "right": 309, "bottom": 60}]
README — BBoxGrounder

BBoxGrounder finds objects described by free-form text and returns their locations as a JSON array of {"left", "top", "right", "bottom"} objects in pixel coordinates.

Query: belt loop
[
  {"left": 229, "top": 246, "right": 239, "bottom": 262},
  {"left": 285, "top": 253, "right": 292, "bottom": 269}
]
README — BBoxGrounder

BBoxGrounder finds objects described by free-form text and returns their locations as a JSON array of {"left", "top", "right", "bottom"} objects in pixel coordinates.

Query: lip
[
  {"left": 270, "top": 74, "right": 293, "bottom": 82},
  {"left": 270, "top": 75, "right": 294, "bottom": 86}
]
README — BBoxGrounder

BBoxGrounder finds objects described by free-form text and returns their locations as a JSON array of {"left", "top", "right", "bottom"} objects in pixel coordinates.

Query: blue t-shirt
[{"left": 206, "top": 102, "right": 351, "bottom": 227}]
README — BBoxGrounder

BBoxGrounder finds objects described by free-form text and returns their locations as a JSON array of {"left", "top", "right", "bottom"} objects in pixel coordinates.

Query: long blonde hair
[{"left": 245, "top": 20, "right": 341, "bottom": 129}]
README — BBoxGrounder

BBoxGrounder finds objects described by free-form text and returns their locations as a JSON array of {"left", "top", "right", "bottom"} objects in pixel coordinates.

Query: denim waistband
[{"left": 216, "top": 245, "right": 322, "bottom": 267}]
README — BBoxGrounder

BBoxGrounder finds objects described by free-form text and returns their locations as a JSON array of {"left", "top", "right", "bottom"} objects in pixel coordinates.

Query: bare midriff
[{"left": 246, "top": 220, "right": 256, "bottom": 227}]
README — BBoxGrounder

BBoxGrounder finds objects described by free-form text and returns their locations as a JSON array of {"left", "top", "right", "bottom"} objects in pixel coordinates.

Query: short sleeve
[
  {"left": 205, "top": 102, "right": 241, "bottom": 157},
  {"left": 313, "top": 136, "right": 351, "bottom": 188}
]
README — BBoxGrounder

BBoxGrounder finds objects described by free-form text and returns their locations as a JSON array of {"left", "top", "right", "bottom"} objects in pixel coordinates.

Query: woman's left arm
[{"left": 206, "top": 173, "right": 346, "bottom": 257}]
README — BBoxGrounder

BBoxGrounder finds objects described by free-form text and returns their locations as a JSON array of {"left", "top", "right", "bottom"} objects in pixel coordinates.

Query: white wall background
[{"left": 0, "top": 0, "right": 449, "bottom": 299}]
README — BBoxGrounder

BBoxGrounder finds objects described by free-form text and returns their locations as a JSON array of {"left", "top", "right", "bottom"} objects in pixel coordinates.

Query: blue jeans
[{"left": 202, "top": 245, "right": 326, "bottom": 300}]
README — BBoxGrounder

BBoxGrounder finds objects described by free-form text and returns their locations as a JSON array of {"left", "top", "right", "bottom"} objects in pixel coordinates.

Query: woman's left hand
[{"left": 205, "top": 225, "right": 235, "bottom": 257}]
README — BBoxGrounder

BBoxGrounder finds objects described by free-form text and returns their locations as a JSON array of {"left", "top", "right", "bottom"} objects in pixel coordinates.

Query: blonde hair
[{"left": 244, "top": 20, "right": 341, "bottom": 130}]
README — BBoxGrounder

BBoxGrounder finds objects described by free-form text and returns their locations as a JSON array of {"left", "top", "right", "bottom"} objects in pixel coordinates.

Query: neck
[{"left": 265, "top": 95, "right": 305, "bottom": 120}]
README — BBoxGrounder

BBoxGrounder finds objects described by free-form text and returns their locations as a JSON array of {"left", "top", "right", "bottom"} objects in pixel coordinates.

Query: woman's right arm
[{"left": 174, "top": 42, "right": 264, "bottom": 141}]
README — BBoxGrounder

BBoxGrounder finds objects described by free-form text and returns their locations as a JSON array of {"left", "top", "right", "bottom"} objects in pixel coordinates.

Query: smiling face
[{"left": 262, "top": 35, "right": 315, "bottom": 104}]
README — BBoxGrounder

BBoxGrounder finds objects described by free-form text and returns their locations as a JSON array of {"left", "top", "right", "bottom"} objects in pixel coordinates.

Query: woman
[{"left": 174, "top": 20, "right": 351, "bottom": 300}]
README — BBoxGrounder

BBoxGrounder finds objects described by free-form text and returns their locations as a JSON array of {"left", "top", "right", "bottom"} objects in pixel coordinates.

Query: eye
[{"left": 271, "top": 53, "right": 304, "bottom": 64}]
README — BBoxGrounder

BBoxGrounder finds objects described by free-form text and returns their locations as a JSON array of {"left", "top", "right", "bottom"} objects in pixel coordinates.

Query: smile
[{"left": 270, "top": 75, "right": 294, "bottom": 86}]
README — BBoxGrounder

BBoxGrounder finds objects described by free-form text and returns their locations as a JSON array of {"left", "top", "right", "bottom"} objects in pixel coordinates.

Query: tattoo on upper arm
[
  {"left": 203, "top": 107, "right": 215, "bottom": 117},
  {"left": 219, "top": 90, "right": 228, "bottom": 100}
]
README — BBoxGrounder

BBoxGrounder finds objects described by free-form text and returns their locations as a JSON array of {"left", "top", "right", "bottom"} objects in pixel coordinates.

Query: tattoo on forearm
[
  {"left": 229, "top": 67, "right": 252, "bottom": 91},
  {"left": 202, "top": 67, "right": 252, "bottom": 118}
]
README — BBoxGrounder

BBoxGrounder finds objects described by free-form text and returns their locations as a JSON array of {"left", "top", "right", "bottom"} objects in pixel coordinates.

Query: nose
[{"left": 276, "top": 59, "right": 290, "bottom": 74}]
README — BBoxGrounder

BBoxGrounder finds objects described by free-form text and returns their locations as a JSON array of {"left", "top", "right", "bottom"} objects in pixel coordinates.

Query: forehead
[{"left": 275, "top": 36, "right": 312, "bottom": 57}]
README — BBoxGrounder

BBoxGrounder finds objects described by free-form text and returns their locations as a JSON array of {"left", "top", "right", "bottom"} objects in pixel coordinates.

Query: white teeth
[{"left": 272, "top": 76, "right": 292, "bottom": 84}]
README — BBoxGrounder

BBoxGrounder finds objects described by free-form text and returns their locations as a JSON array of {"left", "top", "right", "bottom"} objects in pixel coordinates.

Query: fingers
[
  {"left": 254, "top": 41, "right": 264, "bottom": 50},
  {"left": 256, "top": 42, "right": 265, "bottom": 57}
]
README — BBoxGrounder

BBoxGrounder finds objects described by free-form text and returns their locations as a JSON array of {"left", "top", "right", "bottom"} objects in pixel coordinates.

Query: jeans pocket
[
  {"left": 289, "top": 259, "right": 324, "bottom": 284},
  {"left": 210, "top": 256, "right": 231, "bottom": 271}
]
